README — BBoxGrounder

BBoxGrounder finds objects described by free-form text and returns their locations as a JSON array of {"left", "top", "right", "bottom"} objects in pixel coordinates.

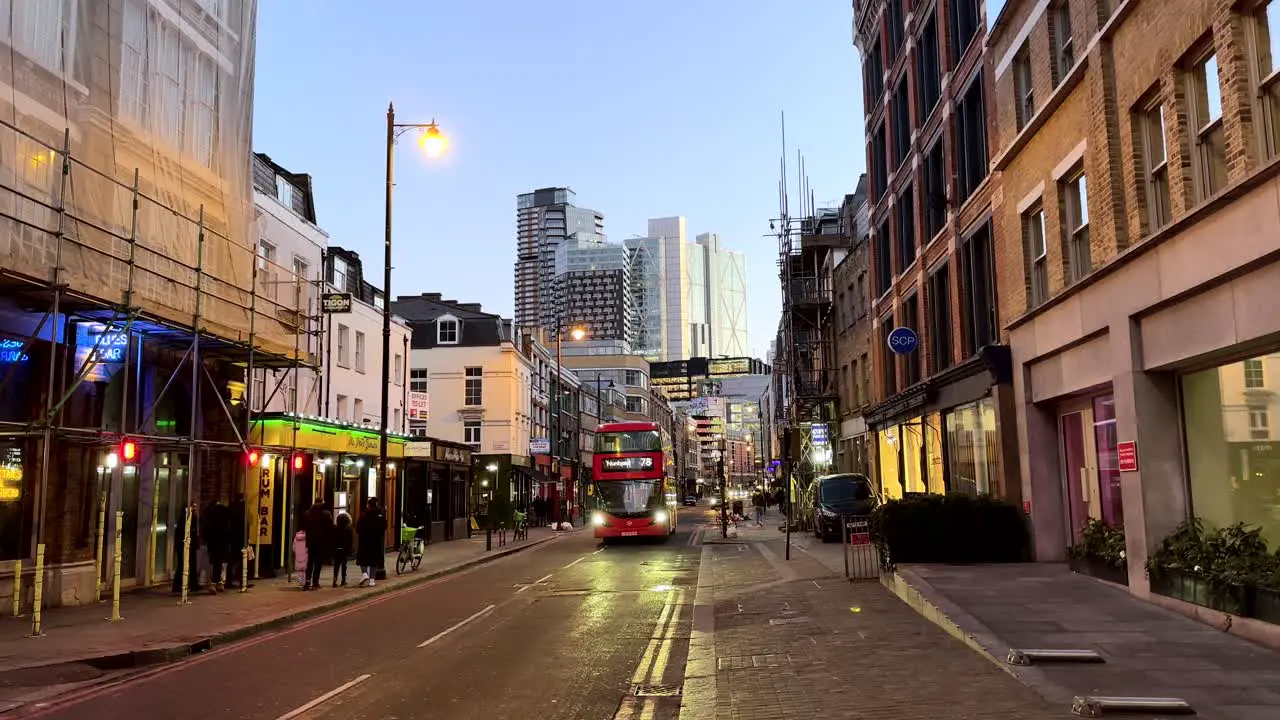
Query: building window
[
  {"left": 917, "top": 16, "right": 942, "bottom": 118},
  {"left": 464, "top": 420, "right": 481, "bottom": 448},
  {"left": 1023, "top": 204, "right": 1049, "bottom": 308},
  {"left": 1014, "top": 45, "right": 1035, "bottom": 129},
  {"left": 1252, "top": 0, "right": 1280, "bottom": 158},
  {"left": 625, "top": 369, "right": 642, "bottom": 386},
  {"left": 950, "top": 0, "right": 980, "bottom": 63},
  {"left": 464, "top": 367, "right": 483, "bottom": 406},
  {"left": 1136, "top": 99, "right": 1172, "bottom": 231},
  {"left": 119, "top": 0, "right": 218, "bottom": 167},
  {"left": 887, "top": 0, "right": 904, "bottom": 58},
  {"left": 902, "top": 293, "right": 921, "bottom": 386},
  {"left": 1250, "top": 406, "right": 1272, "bottom": 440},
  {"left": 956, "top": 74, "right": 989, "bottom": 203},
  {"left": 865, "top": 36, "right": 884, "bottom": 106},
  {"left": 875, "top": 218, "right": 893, "bottom": 296},
  {"left": 276, "top": 175, "right": 295, "bottom": 208},
  {"left": 1182, "top": 354, "right": 1280, "bottom": 547},
  {"left": 394, "top": 353, "right": 403, "bottom": 386},
  {"left": 393, "top": 408, "right": 402, "bottom": 431},
  {"left": 927, "top": 263, "right": 953, "bottom": 373},
  {"left": 626, "top": 396, "right": 643, "bottom": 414},
  {"left": 959, "top": 222, "right": 997, "bottom": 356},
  {"left": 1061, "top": 167, "right": 1091, "bottom": 284},
  {"left": 896, "top": 183, "right": 916, "bottom": 270},
  {"left": 331, "top": 257, "right": 349, "bottom": 291},
  {"left": 336, "top": 394, "right": 348, "bottom": 421},
  {"left": 1188, "top": 50, "right": 1226, "bottom": 198},
  {"left": 353, "top": 398, "right": 364, "bottom": 423},
  {"left": 336, "top": 324, "right": 350, "bottom": 368},
  {"left": 9, "top": 0, "right": 74, "bottom": 74},
  {"left": 410, "top": 368, "right": 429, "bottom": 393},
  {"left": 354, "top": 331, "right": 366, "bottom": 373},
  {"left": 922, "top": 140, "right": 946, "bottom": 241},
  {"left": 944, "top": 398, "right": 1000, "bottom": 496},
  {"left": 437, "top": 317, "right": 460, "bottom": 344},
  {"left": 1246, "top": 358, "right": 1266, "bottom": 388},
  {"left": 1051, "top": 0, "right": 1074, "bottom": 84},
  {"left": 891, "top": 77, "right": 911, "bottom": 170},
  {"left": 871, "top": 123, "right": 888, "bottom": 201},
  {"left": 879, "top": 319, "right": 898, "bottom": 397},
  {"left": 292, "top": 256, "right": 309, "bottom": 284}
]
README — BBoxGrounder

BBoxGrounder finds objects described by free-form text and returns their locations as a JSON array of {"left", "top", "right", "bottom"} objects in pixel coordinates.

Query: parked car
[
  {"left": 683, "top": 495, "right": 698, "bottom": 506},
  {"left": 810, "top": 473, "right": 878, "bottom": 542}
]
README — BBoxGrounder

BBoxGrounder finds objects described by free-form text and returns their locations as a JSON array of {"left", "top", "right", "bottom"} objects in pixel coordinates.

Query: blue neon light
[{"left": 0, "top": 339, "right": 29, "bottom": 363}]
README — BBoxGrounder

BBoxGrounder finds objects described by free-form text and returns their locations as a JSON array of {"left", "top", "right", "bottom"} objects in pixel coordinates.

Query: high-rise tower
[{"left": 514, "top": 187, "right": 604, "bottom": 333}]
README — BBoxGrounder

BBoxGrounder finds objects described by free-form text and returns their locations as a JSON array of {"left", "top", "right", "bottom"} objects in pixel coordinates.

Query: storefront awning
[{"left": 250, "top": 414, "right": 407, "bottom": 458}]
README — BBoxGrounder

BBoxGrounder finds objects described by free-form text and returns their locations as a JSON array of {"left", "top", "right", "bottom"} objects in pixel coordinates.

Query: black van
[{"left": 810, "top": 473, "right": 878, "bottom": 542}]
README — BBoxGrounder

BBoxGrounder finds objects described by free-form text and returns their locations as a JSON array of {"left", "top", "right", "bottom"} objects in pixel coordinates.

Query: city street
[{"left": 5, "top": 528, "right": 700, "bottom": 720}]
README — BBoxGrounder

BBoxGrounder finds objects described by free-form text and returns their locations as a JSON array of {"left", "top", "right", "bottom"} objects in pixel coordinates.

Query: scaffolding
[
  {"left": 0, "top": 0, "right": 322, "bottom": 601},
  {"left": 773, "top": 123, "right": 841, "bottom": 523}
]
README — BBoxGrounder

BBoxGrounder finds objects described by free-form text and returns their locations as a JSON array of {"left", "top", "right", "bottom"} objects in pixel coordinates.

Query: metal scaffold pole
[
  {"left": 188, "top": 207, "right": 205, "bottom": 526},
  {"left": 244, "top": 253, "right": 258, "bottom": 580}
]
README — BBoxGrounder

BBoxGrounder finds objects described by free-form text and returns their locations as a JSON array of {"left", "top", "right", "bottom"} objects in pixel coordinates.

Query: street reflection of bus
[{"left": 591, "top": 421, "right": 677, "bottom": 541}]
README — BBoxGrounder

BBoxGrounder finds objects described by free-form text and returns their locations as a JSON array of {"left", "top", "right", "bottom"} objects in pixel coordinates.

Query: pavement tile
[{"left": 0, "top": 527, "right": 564, "bottom": 676}]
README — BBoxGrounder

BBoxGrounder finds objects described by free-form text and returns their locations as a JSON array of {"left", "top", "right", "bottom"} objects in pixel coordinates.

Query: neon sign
[
  {"left": 0, "top": 339, "right": 29, "bottom": 363},
  {"left": 89, "top": 332, "right": 129, "bottom": 363}
]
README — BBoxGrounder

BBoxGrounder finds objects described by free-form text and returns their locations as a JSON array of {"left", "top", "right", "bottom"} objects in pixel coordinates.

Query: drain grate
[{"left": 632, "top": 684, "right": 683, "bottom": 697}]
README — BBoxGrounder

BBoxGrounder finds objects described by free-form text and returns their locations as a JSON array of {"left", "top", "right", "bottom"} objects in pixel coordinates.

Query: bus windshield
[
  {"left": 595, "top": 430, "right": 662, "bottom": 454},
  {"left": 595, "top": 479, "right": 664, "bottom": 514}
]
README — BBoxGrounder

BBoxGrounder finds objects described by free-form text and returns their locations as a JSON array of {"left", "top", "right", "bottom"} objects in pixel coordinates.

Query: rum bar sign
[{"left": 321, "top": 292, "right": 353, "bottom": 314}]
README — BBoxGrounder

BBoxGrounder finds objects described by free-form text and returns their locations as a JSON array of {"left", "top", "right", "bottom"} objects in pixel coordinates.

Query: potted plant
[
  {"left": 1147, "top": 519, "right": 1272, "bottom": 617},
  {"left": 1254, "top": 555, "right": 1280, "bottom": 625},
  {"left": 1068, "top": 519, "right": 1128, "bottom": 585},
  {"left": 1146, "top": 518, "right": 1211, "bottom": 605}
]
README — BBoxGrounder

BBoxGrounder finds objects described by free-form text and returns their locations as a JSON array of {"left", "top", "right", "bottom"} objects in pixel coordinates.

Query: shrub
[
  {"left": 1068, "top": 518, "right": 1126, "bottom": 567},
  {"left": 868, "top": 493, "right": 1031, "bottom": 571}
]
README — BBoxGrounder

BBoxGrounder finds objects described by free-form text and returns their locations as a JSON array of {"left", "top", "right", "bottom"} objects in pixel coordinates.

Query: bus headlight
[
  {"left": 654, "top": 510, "right": 668, "bottom": 524},
  {"left": 592, "top": 512, "right": 606, "bottom": 527}
]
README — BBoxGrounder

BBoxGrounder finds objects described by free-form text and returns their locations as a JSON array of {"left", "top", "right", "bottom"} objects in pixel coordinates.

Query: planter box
[
  {"left": 1150, "top": 569, "right": 1251, "bottom": 616},
  {"left": 1253, "top": 587, "right": 1280, "bottom": 626},
  {"left": 1069, "top": 555, "right": 1130, "bottom": 586}
]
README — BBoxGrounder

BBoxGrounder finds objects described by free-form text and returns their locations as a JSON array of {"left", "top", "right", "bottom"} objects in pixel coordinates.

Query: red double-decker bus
[{"left": 590, "top": 421, "right": 677, "bottom": 541}]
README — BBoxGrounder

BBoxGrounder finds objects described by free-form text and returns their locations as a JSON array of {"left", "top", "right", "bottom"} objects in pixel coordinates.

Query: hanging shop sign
[
  {"left": 887, "top": 327, "right": 918, "bottom": 355},
  {"left": 530, "top": 438, "right": 551, "bottom": 455},
  {"left": 408, "top": 391, "right": 430, "bottom": 420},
  {"left": 434, "top": 444, "right": 470, "bottom": 464},
  {"left": 321, "top": 292, "right": 354, "bottom": 314},
  {"left": 243, "top": 461, "right": 275, "bottom": 544}
]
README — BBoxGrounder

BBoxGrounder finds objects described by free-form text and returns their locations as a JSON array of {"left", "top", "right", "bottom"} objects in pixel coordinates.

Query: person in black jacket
[
  {"left": 356, "top": 497, "right": 386, "bottom": 587},
  {"left": 301, "top": 501, "right": 333, "bottom": 590},
  {"left": 332, "top": 513, "right": 354, "bottom": 587},
  {"left": 201, "top": 500, "right": 230, "bottom": 593}
]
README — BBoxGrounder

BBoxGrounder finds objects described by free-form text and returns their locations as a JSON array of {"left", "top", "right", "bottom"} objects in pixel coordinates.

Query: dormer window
[{"left": 437, "top": 314, "right": 460, "bottom": 344}]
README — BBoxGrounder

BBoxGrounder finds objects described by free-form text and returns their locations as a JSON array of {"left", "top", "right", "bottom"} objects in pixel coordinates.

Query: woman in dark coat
[{"left": 355, "top": 497, "right": 386, "bottom": 587}]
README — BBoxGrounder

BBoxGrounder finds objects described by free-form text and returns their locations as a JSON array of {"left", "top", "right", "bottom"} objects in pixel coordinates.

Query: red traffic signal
[
  {"left": 247, "top": 449, "right": 260, "bottom": 466},
  {"left": 292, "top": 454, "right": 304, "bottom": 471},
  {"left": 121, "top": 439, "right": 138, "bottom": 462}
]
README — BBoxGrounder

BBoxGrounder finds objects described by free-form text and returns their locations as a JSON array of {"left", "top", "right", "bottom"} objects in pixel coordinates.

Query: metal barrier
[{"left": 841, "top": 515, "right": 880, "bottom": 581}]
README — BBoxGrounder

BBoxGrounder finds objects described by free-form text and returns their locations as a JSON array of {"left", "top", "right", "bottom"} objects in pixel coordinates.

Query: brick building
[
  {"left": 832, "top": 176, "right": 874, "bottom": 474},
  {"left": 853, "top": 0, "right": 1021, "bottom": 504},
  {"left": 989, "top": 0, "right": 1280, "bottom": 595}
]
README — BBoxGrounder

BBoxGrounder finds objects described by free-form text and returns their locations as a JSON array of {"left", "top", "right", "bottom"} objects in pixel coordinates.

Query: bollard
[
  {"left": 94, "top": 492, "right": 105, "bottom": 602},
  {"left": 11, "top": 559, "right": 21, "bottom": 617},
  {"left": 485, "top": 526, "right": 492, "bottom": 552},
  {"left": 239, "top": 546, "right": 249, "bottom": 593},
  {"left": 28, "top": 544, "right": 44, "bottom": 637},
  {"left": 842, "top": 516, "right": 850, "bottom": 581},
  {"left": 178, "top": 505, "right": 192, "bottom": 606},
  {"left": 108, "top": 511, "right": 123, "bottom": 621}
]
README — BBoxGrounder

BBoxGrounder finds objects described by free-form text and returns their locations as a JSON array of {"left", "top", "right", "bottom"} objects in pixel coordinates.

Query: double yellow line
[{"left": 616, "top": 588, "right": 686, "bottom": 720}]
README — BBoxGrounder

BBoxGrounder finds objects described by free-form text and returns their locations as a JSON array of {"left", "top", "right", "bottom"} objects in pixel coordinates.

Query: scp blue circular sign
[{"left": 887, "top": 327, "right": 918, "bottom": 355}]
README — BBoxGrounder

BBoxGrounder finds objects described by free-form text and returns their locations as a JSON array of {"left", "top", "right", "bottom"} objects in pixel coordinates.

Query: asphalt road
[{"left": 12, "top": 524, "right": 704, "bottom": 720}]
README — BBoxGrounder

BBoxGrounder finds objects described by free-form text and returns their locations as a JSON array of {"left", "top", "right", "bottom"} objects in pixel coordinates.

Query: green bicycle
[{"left": 396, "top": 525, "right": 425, "bottom": 575}]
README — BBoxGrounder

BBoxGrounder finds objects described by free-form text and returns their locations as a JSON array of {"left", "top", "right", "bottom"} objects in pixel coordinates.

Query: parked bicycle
[{"left": 396, "top": 525, "right": 426, "bottom": 575}]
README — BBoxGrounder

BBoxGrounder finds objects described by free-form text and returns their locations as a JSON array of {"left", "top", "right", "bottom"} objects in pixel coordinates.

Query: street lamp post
[
  {"left": 381, "top": 102, "right": 444, "bottom": 563},
  {"left": 552, "top": 325, "right": 585, "bottom": 523}
]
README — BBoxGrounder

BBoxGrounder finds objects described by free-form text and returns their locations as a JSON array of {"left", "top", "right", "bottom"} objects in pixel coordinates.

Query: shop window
[
  {"left": 1252, "top": 0, "right": 1280, "bottom": 158},
  {"left": 464, "top": 367, "right": 483, "bottom": 406},
  {"left": 879, "top": 427, "right": 903, "bottom": 499},
  {"left": 1182, "top": 353, "right": 1280, "bottom": 546},
  {"left": 0, "top": 445, "right": 28, "bottom": 560},
  {"left": 1188, "top": 49, "right": 1226, "bottom": 199},
  {"left": 944, "top": 398, "right": 999, "bottom": 496}
]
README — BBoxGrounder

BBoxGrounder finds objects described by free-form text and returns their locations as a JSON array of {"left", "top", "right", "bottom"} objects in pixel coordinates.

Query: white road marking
[
  {"left": 592, "top": 548, "right": 606, "bottom": 554},
  {"left": 516, "top": 573, "right": 554, "bottom": 594},
  {"left": 563, "top": 556, "right": 585, "bottom": 569},
  {"left": 275, "top": 674, "right": 371, "bottom": 720},
  {"left": 417, "top": 604, "right": 496, "bottom": 647}
]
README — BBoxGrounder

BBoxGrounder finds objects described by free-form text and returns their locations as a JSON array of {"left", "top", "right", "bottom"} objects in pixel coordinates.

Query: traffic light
[
  {"left": 292, "top": 454, "right": 304, "bottom": 471},
  {"left": 121, "top": 438, "right": 138, "bottom": 462},
  {"left": 247, "top": 449, "right": 260, "bottom": 466}
]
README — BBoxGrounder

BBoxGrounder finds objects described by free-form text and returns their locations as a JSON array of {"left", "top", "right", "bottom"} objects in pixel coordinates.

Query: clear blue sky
[{"left": 252, "top": 1, "right": 865, "bottom": 360}]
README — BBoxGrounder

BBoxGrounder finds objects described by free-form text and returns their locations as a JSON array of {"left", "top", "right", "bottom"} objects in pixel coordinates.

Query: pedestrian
[
  {"left": 227, "top": 493, "right": 247, "bottom": 589},
  {"left": 302, "top": 500, "right": 333, "bottom": 590},
  {"left": 752, "top": 491, "right": 766, "bottom": 527},
  {"left": 201, "top": 499, "right": 230, "bottom": 593},
  {"left": 332, "top": 513, "right": 353, "bottom": 587},
  {"left": 291, "top": 529, "right": 308, "bottom": 584},
  {"left": 356, "top": 497, "right": 386, "bottom": 587},
  {"left": 171, "top": 503, "right": 200, "bottom": 594}
]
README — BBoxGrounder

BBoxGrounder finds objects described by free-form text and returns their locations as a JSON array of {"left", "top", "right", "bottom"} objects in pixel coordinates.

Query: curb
[
  {"left": 5, "top": 533, "right": 563, "bottom": 677},
  {"left": 879, "top": 568, "right": 1074, "bottom": 706}
]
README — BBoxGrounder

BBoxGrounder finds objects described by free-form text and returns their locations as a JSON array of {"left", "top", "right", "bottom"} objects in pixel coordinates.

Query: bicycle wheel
[
  {"left": 395, "top": 544, "right": 410, "bottom": 575},
  {"left": 411, "top": 548, "right": 423, "bottom": 571}
]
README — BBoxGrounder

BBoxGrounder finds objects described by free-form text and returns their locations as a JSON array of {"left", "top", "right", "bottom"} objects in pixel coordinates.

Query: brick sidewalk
[
  {"left": 0, "top": 528, "right": 562, "bottom": 677},
  {"left": 680, "top": 535, "right": 1059, "bottom": 720}
]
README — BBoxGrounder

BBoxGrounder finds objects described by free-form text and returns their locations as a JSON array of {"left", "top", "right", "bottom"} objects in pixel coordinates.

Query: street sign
[
  {"left": 811, "top": 423, "right": 828, "bottom": 444},
  {"left": 321, "top": 292, "right": 353, "bottom": 314},
  {"left": 530, "top": 438, "right": 550, "bottom": 455},
  {"left": 887, "top": 327, "right": 918, "bottom": 355}
]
